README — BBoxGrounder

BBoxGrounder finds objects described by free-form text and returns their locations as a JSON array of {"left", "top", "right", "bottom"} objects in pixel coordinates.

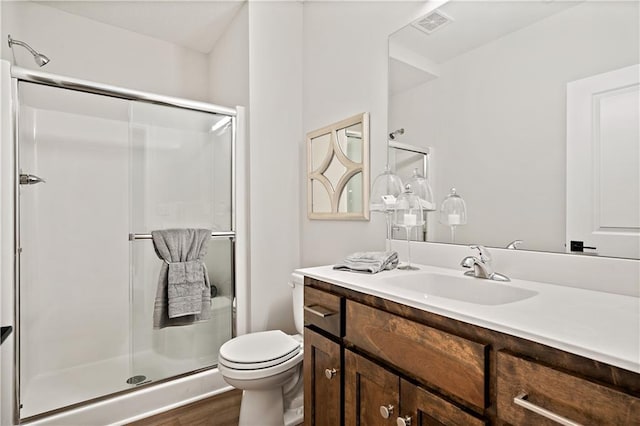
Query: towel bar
[{"left": 129, "top": 231, "right": 235, "bottom": 241}]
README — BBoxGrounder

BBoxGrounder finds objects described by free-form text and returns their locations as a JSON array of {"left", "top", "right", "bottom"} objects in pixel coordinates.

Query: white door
[{"left": 566, "top": 64, "right": 639, "bottom": 258}]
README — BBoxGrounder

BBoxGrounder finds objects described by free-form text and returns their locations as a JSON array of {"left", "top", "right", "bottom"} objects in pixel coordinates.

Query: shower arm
[
  {"left": 7, "top": 36, "right": 39, "bottom": 57},
  {"left": 8, "top": 35, "right": 50, "bottom": 67}
]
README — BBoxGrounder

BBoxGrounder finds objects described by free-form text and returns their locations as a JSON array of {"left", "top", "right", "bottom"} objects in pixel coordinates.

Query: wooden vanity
[{"left": 303, "top": 276, "right": 640, "bottom": 425}]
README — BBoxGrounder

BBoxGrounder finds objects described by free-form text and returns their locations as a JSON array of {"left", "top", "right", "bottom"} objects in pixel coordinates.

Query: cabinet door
[
  {"left": 304, "top": 328, "right": 342, "bottom": 426},
  {"left": 399, "top": 379, "right": 486, "bottom": 426},
  {"left": 345, "top": 350, "right": 399, "bottom": 426}
]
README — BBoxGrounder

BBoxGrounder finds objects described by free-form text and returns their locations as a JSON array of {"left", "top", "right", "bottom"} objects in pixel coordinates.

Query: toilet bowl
[{"left": 218, "top": 273, "right": 304, "bottom": 426}]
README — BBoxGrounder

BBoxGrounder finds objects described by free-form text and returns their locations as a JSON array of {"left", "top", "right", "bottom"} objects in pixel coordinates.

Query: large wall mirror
[
  {"left": 388, "top": 0, "right": 639, "bottom": 259},
  {"left": 307, "top": 113, "right": 370, "bottom": 220}
]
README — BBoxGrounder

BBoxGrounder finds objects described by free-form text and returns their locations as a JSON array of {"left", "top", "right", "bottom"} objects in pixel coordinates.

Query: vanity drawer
[
  {"left": 346, "top": 300, "right": 488, "bottom": 409},
  {"left": 497, "top": 350, "right": 640, "bottom": 425},
  {"left": 304, "top": 286, "right": 343, "bottom": 338}
]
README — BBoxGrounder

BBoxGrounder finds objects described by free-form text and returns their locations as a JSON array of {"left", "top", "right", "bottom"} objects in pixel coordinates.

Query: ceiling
[
  {"left": 37, "top": 0, "right": 245, "bottom": 54},
  {"left": 389, "top": 0, "right": 582, "bottom": 94},
  {"left": 391, "top": 1, "right": 580, "bottom": 65}
]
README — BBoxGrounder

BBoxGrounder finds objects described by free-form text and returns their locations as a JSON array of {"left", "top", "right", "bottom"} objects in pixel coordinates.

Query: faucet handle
[
  {"left": 469, "top": 245, "right": 492, "bottom": 264},
  {"left": 506, "top": 240, "right": 523, "bottom": 249}
]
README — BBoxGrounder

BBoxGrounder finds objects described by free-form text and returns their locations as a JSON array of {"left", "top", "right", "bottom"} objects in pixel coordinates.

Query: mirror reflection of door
[
  {"left": 307, "top": 113, "right": 369, "bottom": 220},
  {"left": 566, "top": 64, "right": 640, "bottom": 258}
]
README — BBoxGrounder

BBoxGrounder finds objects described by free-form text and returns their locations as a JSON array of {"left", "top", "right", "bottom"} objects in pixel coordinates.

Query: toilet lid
[{"left": 219, "top": 330, "right": 301, "bottom": 370}]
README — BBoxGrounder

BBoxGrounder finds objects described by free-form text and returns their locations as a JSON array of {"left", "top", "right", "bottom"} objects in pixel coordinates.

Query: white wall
[
  {"left": 208, "top": 3, "right": 249, "bottom": 109},
  {"left": 300, "top": 1, "right": 430, "bottom": 267},
  {"left": 246, "top": 1, "right": 303, "bottom": 333},
  {"left": 390, "top": 1, "right": 639, "bottom": 252},
  {"left": 1, "top": 1, "right": 209, "bottom": 101},
  {"left": 207, "top": 6, "right": 251, "bottom": 334}
]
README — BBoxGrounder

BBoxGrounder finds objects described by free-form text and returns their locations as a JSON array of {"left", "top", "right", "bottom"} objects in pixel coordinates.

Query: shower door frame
[{"left": 10, "top": 66, "right": 240, "bottom": 422}]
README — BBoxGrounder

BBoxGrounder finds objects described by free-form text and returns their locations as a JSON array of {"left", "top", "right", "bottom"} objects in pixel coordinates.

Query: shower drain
[{"left": 126, "top": 375, "right": 148, "bottom": 385}]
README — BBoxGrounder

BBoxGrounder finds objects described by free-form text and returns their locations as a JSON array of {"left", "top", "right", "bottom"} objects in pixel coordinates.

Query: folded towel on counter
[
  {"left": 151, "top": 229, "right": 212, "bottom": 329},
  {"left": 333, "top": 251, "right": 399, "bottom": 274}
]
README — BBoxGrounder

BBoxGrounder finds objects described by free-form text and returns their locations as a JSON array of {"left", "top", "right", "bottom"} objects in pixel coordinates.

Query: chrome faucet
[
  {"left": 460, "top": 245, "right": 510, "bottom": 282},
  {"left": 506, "top": 239, "right": 523, "bottom": 250}
]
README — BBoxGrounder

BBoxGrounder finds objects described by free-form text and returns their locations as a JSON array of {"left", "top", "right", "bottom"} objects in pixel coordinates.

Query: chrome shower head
[
  {"left": 33, "top": 53, "right": 50, "bottom": 67},
  {"left": 8, "top": 35, "right": 50, "bottom": 67}
]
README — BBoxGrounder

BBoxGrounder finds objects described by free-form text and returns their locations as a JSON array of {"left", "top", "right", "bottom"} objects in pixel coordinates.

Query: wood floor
[{"left": 127, "top": 389, "right": 242, "bottom": 426}]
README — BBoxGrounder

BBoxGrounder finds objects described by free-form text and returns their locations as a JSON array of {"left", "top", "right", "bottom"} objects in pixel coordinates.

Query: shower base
[
  {"left": 21, "top": 349, "right": 216, "bottom": 420},
  {"left": 21, "top": 297, "right": 232, "bottom": 420}
]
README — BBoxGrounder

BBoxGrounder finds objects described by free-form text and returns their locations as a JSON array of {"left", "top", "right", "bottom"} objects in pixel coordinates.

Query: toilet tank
[{"left": 289, "top": 273, "right": 304, "bottom": 334}]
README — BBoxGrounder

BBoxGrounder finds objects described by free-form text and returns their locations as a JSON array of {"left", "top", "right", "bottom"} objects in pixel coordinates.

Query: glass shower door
[
  {"left": 128, "top": 102, "right": 234, "bottom": 384},
  {"left": 17, "top": 81, "right": 236, "bottom": 419},
  {"left": 17, "top": 82, "right": 132, "bottom": 418}
]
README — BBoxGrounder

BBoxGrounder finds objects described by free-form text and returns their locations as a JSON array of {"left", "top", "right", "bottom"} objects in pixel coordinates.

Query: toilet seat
[
  {"left": 218, "top": 330, "right": 302, "bottom": 370},
  {"left": 219, "top": 350, "right": 303, "bottom": 382}
]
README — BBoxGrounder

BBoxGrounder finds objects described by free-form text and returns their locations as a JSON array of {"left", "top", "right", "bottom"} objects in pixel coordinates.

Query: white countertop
[{"left": 297, "top": 264, "right": 640, "bottom": 374}]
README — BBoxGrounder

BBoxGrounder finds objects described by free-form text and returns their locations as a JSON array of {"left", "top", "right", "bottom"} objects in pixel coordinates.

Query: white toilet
[{"left": 218, "top": 273, "right": 304, "bottom": 426}]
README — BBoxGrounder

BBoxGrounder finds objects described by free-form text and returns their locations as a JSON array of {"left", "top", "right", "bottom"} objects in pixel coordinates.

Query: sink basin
[{"left": 382, "top": 272, "right": 538, "bottom": 305}]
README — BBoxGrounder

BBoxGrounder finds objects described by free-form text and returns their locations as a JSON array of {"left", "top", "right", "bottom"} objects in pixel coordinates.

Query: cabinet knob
[
  {"left": 397, "top": 416, "right": 412, "bottom": 426},
  {"left": 379, "top": 404, "right": 394, "bottom": 419},
  {"left": 324, "top": 368, "right": 338, "bottom": 379}
]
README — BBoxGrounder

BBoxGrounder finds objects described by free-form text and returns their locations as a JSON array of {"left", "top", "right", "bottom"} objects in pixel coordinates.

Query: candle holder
[
  {"left": 406, "top": 168, "right": 436, "bottom": 241},
  {"left": 439, "top": 188, "right": 467, "bottom": 242},
  {"left": 406, "top": 168, "right": 436, "bottom": 212},
  {"left": 370, "top": 165, "right": 404, "bottom": 251},
  {"left": 393, "top": 184, "right": 424, "bottom": 270}
]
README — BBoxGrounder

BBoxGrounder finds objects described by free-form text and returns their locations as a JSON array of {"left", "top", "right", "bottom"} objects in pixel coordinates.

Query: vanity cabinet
[{"left": 303, "top": 277, "right": 640, "bottom": 426}]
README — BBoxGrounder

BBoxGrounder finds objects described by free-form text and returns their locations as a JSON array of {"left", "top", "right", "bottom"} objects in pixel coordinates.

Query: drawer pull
[
  {"left": 514, "top": 392, "right": 583, "bottom": 426},
  {"left": 324, "top": 368, "right": 338, "bottom": 379},
  {"left": 396, "top": 415, "right": 412, "bottom": 426},
  {"left": 379, "top": 404, "right": 394, "bottom": 419},
  {"left": 304, "top": 304, "right": 337, "bottom": 318}
]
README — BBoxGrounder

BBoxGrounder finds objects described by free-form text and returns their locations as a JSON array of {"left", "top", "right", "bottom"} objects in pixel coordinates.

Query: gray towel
[
  {"left": 167, "top": 260, "right": 204, "bottom": 318},
  {"left": 151, "top": 229, "right": 212, "bottom": 329},
  {"left": 333, "top": 251, "right": 399, "bottom": 274}
]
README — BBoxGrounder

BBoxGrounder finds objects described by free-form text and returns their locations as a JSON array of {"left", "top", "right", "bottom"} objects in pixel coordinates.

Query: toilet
[{"left": 218, "top": 273, "right": 304, "bottom": 426}]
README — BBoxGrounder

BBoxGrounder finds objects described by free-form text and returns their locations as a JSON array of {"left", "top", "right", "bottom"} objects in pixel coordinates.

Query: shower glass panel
[
  {"left": 128, "top": 102, "right": 233, "bottom": 384},
  {"left": 17, "top": 82, "right": 234, "bottom": 419},
  {"left": 18, "top": 82, "right": 131, "bottom": 418}
]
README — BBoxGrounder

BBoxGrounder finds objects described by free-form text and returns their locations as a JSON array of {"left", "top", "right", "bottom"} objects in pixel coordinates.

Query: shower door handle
[
  {"left": 1, "top": 326, "right": 12, "bottom": 345},
  {"left": 19, "top": 174, "right": 46, "bottom": 185}
]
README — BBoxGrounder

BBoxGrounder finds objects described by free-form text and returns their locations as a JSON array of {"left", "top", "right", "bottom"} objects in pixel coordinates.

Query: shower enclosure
[{"left": 12, "top": 68, "right": 237, "bottom": 420}]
